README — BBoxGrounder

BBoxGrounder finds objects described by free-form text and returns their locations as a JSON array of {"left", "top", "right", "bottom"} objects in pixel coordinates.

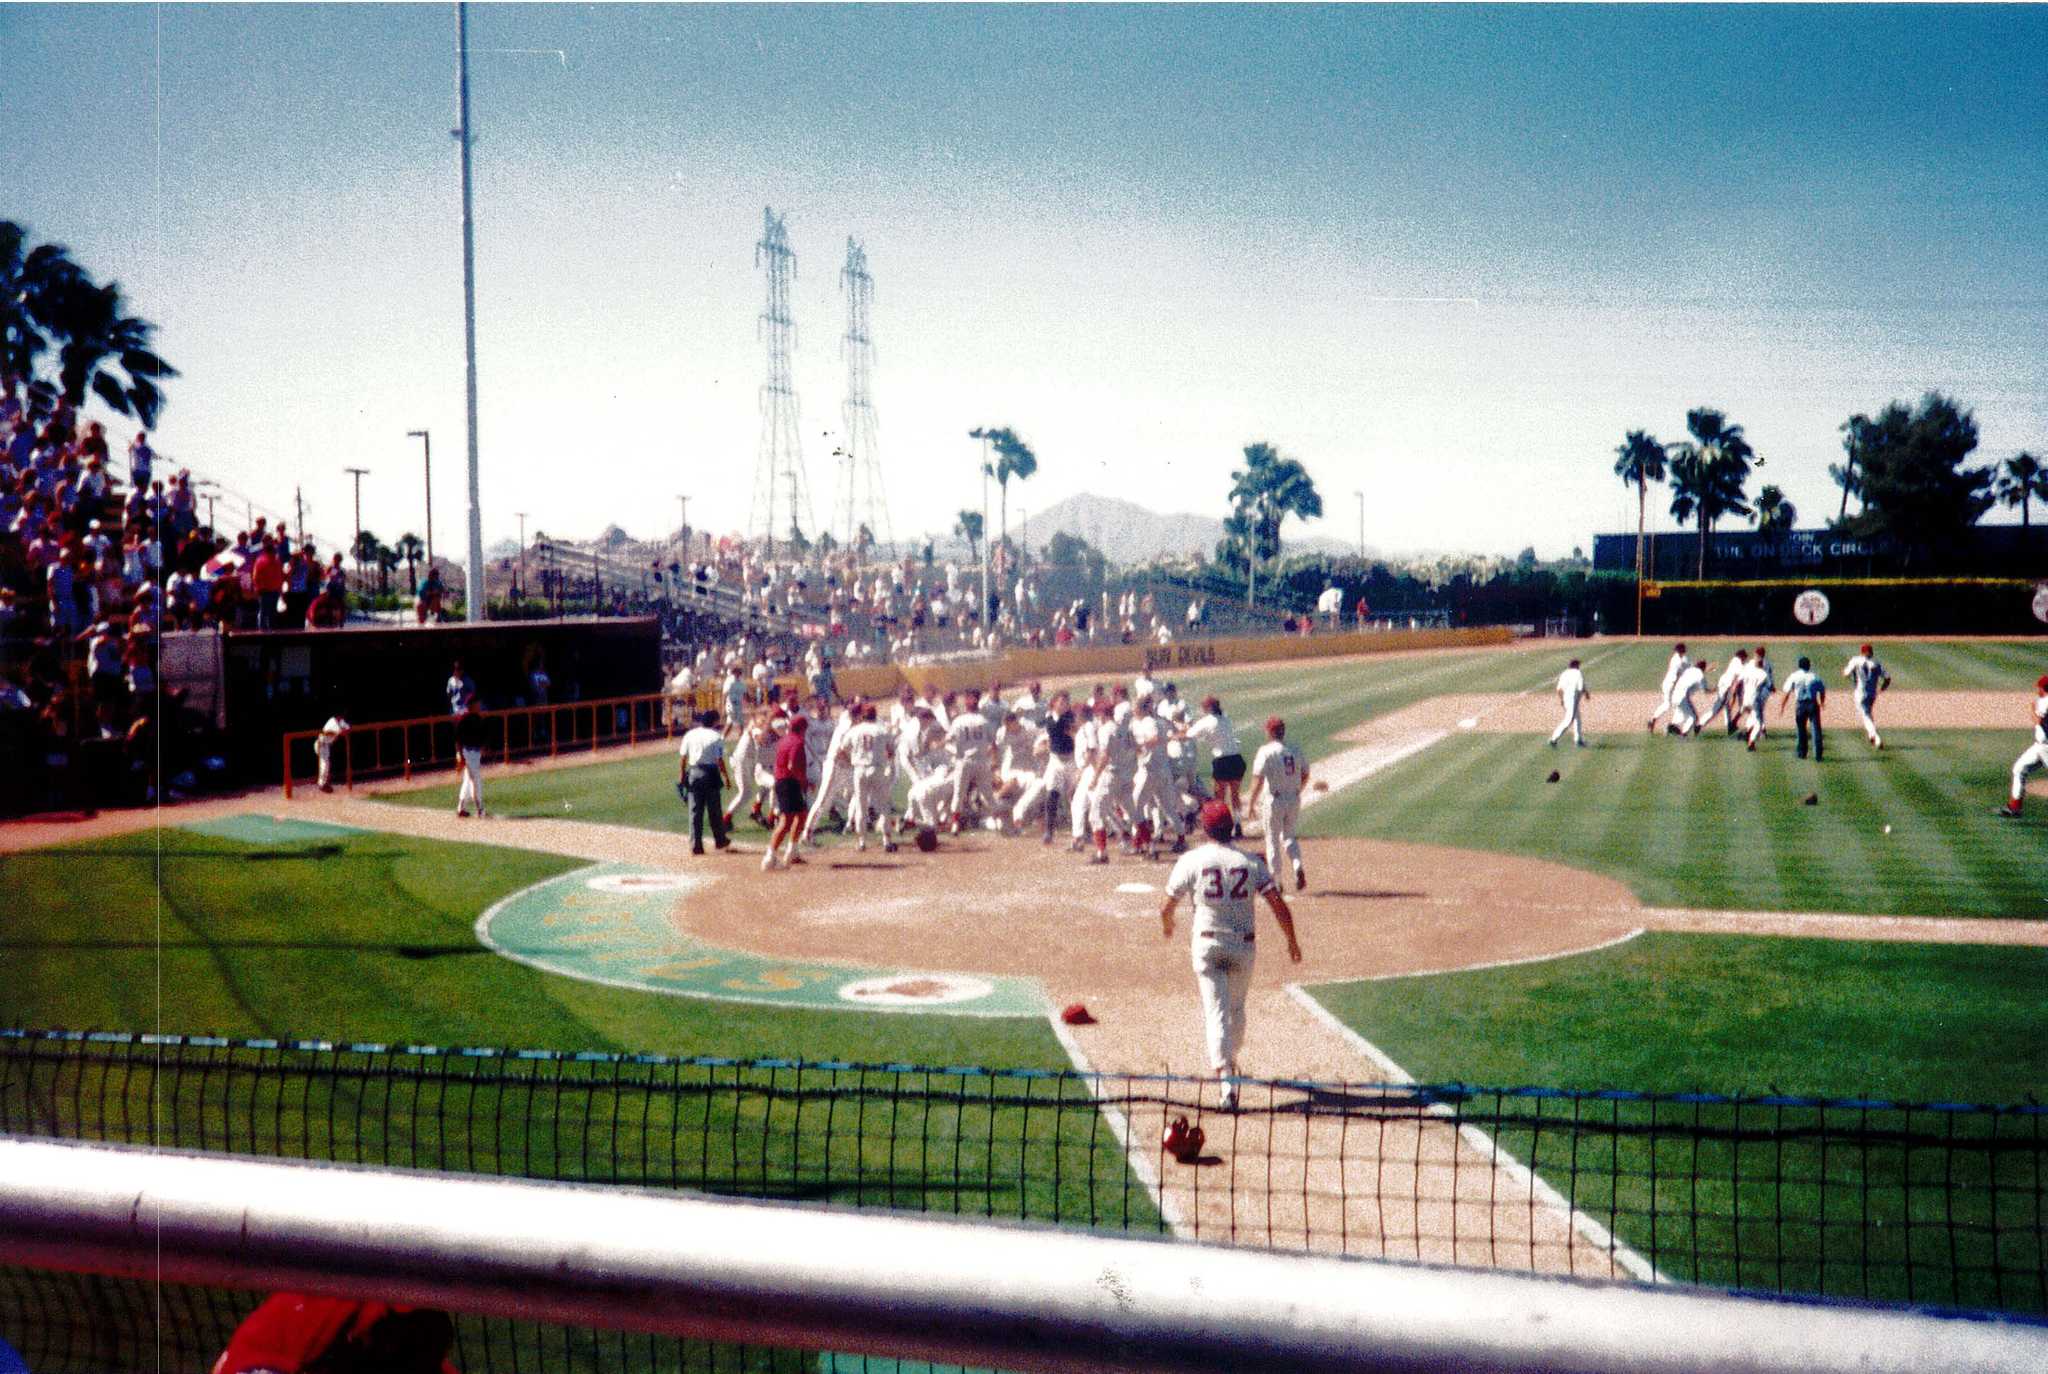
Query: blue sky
[{"left": 6, "top": 4, "right": 2044, "bottom": 560}]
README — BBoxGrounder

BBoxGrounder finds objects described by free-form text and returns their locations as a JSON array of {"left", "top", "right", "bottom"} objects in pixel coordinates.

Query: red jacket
[
  {"left": 251, "top": 549, "right": 285, "bottom": 595},
  {"left": 773, "top": 731, "right": 808, "bottom": 786}
]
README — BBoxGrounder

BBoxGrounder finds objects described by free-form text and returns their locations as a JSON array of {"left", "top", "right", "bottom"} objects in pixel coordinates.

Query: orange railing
[{"left": 280, "top": 687, "right": 719, "bottom": 799}]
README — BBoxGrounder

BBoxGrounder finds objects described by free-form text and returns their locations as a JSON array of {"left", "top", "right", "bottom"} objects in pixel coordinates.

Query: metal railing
[
  {"left": 5, "top": 1138, "right": 2045, "bottom": 1374},
  {"left": 278, "top": 688, "right": 720, "bottom": 798}
]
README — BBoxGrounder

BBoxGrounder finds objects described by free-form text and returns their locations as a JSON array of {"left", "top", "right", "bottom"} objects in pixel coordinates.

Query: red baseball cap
[
  {"left": 1265, "top": 715, "right": 1284, "bottom": 735},
  {"left": 2037, "top": 675, "right": 2048, "bottom": 692},
  {"left": 1199, "top": 800, "right": 1234, "bottom": 839}
]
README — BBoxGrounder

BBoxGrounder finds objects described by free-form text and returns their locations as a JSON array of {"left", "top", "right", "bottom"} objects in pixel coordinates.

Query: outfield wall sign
[
  {"left": 476, "top": 863, "right": 1044, "bottom": 1017},
  {"left": 2033, "top": 584, "right": 2048, "bottom": 624},
  {"left": 1791, "top": 589, "right": 1831, "bottom": 626}
]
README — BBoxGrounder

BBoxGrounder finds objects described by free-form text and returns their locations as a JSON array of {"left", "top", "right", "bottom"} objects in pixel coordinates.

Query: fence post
[{"left": 282, "top": 734, "right": 294, "bottom": 800}]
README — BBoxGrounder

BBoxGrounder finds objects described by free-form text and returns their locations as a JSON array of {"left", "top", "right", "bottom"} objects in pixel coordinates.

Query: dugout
[{"left": 200, "top": 616, "right": 661, "bottom": 779}]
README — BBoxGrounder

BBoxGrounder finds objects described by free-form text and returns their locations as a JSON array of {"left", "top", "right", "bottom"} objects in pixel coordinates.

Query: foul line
[
  {"left": 1300, "top": 730, "right": 1450, "bottom": 809},
  {"left": 1283, "top": 983, "right": 1669, "bottom": 1286},
  {"left": 1047, "top": 1017, "right": 1188, "bottom": 1239},
  {"left": 1324, "top": 927, "right": 1648, "bottom": 984}
]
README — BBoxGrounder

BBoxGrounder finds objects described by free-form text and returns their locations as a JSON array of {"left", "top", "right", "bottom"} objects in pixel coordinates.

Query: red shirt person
[{"left": 763, "top": 715, "right": 810, "bottom": 869}]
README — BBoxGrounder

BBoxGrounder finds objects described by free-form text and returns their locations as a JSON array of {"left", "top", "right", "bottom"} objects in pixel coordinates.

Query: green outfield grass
[
  {"left": 0, "top": 826, "right": 1068, "bottom": 1068},
  {"left": 1553, "top": 637, "right": 2047, "bottom": 693},
  {"left": 1309, "top": 931, "right": 2048, "bottom": 1100},
  {"left": 1306, "top": 933, "right": 2048, "bottom": 1309},
  {"left": 1305, "top": 728, "right": 2046, "bottom": 919}
]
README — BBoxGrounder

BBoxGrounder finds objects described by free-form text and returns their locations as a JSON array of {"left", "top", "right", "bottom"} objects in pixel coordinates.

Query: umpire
[
  {"left": 679, "top": 709, "right": 734, "bottom": 855},
  {"left": 1780, "top": 656, "right": 1827, "bottom": 761}
]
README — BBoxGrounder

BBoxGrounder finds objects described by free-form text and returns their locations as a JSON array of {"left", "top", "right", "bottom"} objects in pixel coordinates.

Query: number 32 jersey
[{"left": 1166, "top": 842, "right": 1277, "bottom": 945}]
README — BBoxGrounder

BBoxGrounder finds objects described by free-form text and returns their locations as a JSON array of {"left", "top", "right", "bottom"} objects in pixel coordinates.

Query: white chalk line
[
  {"left": 1048, "top": 1016, "right": 1188, "bottom": 1239},
  {"left": 1284, "top": 983, "right": 1668, "bottom": 1286},
  {"left": 1327, "top": 927, "right": 1648, "bottom": 984}
]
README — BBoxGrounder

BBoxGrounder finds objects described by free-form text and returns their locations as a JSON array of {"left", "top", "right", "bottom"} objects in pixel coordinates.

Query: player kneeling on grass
[
  {"left": 1160, "top": 800, "right": 1303, "bottom": 1112},
  {"left": 1995, "top": 675, "right": 2048, "bottom": 820}
]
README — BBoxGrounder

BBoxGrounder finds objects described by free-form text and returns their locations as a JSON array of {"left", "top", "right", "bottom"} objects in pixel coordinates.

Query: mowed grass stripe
[
  {"left": 1591, "top": 639, "right": 2045, "bottom": 692},
  {"left": 1307, "top": 729, "right": 2046, "bottom": 919}
]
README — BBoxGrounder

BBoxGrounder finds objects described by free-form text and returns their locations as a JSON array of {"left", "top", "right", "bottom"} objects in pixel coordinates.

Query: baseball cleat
[
  {"left": 786, "top": 853, "right": 806, "bottom": 866},
  {"left": 1219, "top": 1080, "right": 1239, "bottom": 1112},
  {"left": 760, "top": 851, "right": 778, "bottom": 871},
  {"left": 1294, "top": 865, "right": 1307, "bottom": 892},
  {"left": 1995, "top": 805, "right": 2021, "bottom": 819},
  {"left": 855, "top": 837, "right": 867, "bottom": 852},
  {"left": 456, "top": 811, "right": 469, "bottom": 819},
  {"left": 883, "top": 841, "right": 899, "bottom": 853}
]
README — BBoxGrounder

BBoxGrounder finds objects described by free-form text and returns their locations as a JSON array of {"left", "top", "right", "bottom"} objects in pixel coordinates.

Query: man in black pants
[{"left": 677, "top": 709, "right": 734, "bottom": 855}]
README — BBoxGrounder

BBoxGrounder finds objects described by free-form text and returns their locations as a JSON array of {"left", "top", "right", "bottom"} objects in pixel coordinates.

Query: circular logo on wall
[
  {"left": 838, "top": 973, "right": 996, "bottom": 1007},
  {"left": 2033, "top": 585, "right": 2048, "bottom": 624},
  {"left": 1791, "top": 589, "right": 1831, "bottom": 626}
]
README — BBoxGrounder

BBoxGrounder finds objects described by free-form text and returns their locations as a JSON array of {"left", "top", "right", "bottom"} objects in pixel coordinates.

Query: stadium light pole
[
  {"left": 1354, "top": 490, "right": 1365, "bottom": 562},
  {"left": 515, "top": 511, "right": 527, "bottom": 599},
  {"left": 407, "top": 430, "right": 433, "bottom": 575},
  {"left": 455, "top": 2, "right": 486, "bottom": 623}
]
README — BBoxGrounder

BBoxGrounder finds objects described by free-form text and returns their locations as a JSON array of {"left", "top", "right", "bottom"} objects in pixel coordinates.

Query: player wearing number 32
[{"left": 1160, "top": 801, "right": 1303, "bottom": 1111}]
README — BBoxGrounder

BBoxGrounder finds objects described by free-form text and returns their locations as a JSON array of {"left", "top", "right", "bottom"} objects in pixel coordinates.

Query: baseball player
[
  {"left": 1157, "top": 684, "right": 1202, "bottom": 812},
  {"left": 1129, "top": 696, "right": 1177, "bottom": 858},
  {"left": 1777, "top": 656, "right": 1826, "bottom": 761},
  {"left": 1842, "top": 644, "right": 1892, "bottom": 750},
  {"left": 1741, "top": 646, "right": 1776, "bottom": 750},
  {"left": 1069, "top": 698, "right": 1102, "bottom": 851},
  {"left": 1015, "top": 695, "right": 1077, "bottom": 842},
  {"left": 945, "top": 696, "right": 997, "bottom": 834},
  {"left": 1549, "top": 659, "right": 1589, "bottom": 747},
  {"left": 454, "top": 698, "right": 488, "bottom": 818},
  {"left": 677, "top": 709, "right": 734, "bottom": 855},
  {"left": 722, "top": 711, "right": 768, "bottom": 828},
  {"left": 903, "top": 713, "right": 955, "bottom": 832},
  {"left": 800, "top": 697, "right": 860, "bottom": 846},
  {"left": 1160, "top": 800, "right": 1303, "bottom": 1111},
  {"left": 1995, "top": 676, "right": 2048, "bottom": 819},
  {"left": 1185, "top": 696, "right": 1246, "bottom": 831},
  {"left": 1246, "top": 715, "right": 1308, "bottom": 891},
  {"left": 1647, "top": 643, "right": 1688, "bottom": 732},
  {"left": 1700, "top": 649, "right": 1749, "bottom": 735},
  {"left": 720, "top": 668, "right": 747, "bottom": 737},
  {"left": 839, "top": 701, "right": 897, "bottom": 852},
  {"left": 1087, "top": 700, "right": 1140, "bottom": 864},
  {"left": 314, "top": 711, "right": 350, "bottom": 792},
  {"left": 1666, "top": 658, "right": 1709, "bottom": 737}
]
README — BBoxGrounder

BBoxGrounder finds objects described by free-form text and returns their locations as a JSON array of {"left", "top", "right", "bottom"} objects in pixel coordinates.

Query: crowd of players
[
  {"left": 1626, "top": 641, "right": 1893, "bottom": 759},
  {"left": 674, "top": 669, "right": 1314, "bottom": 889}
]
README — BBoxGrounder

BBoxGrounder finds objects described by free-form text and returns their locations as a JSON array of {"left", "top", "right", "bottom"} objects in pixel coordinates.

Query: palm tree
[
  {"left": 353, "top": 529, "right": 381, "bottom": 585},
  {"left": 1612, "top": 429, "right": 1667, "bottom": 632},
  {"left": 1996, "top": 451, "right": 2047, "bottom": 529},
  {"left": 1666, "top": 408, "right": 1759, "bottom": 578},
  {"left": 970, "top": 426, "right": 1037, "bottom": 562},
  {"left": 0, "top": 221, "right": 81, "bottom": 381},
  {"left": 375, "top": 542, "right": 400, "bottom": 596},
  {"left": 43, "top": 276, "right": 177, "bottom": 427},
  {"left": 954, "top": 510, "right": 983, "bottom": 564},
  {"left": 1227, "top": 441, "right": 1323, "bottom": 607},
  {"left": 396, "top": 533, "right": 425, "bottom": 593},
  {"left": 1751, "top": 484, "right": 1797, "bottom": 536}
]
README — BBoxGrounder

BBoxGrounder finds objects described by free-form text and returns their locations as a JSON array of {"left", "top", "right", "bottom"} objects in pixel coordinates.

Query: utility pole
[
  {"left": 344, "top": 467, "right": 371, "bottom": 577},
  {"left": 676, "top": 495, "right": 688, "bottom": 546},
  {"left": 515, "top": 511, "right": 527, "bottom": 599},
  {"left": 749, "top": 208, "right": 812, "bottom": 560},
  {"left": 455, "top": 3, "right": 486, "bottom": 622},
  {"left": 295, "top": 486, "right": 304, "bottom": 545},
  {"left": 407, "top": 429, "right": 433, "bottom": 573},
  {"left": 1354, "top": 490, "right": 1365, "bottom": 562},
  {"left": 979, "top": 432, "right": 990, "bottom": 631}
]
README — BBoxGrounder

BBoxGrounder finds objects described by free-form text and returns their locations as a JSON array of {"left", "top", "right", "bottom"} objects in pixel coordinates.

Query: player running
[
  {"left": 1549, "top": 658, "right": 1589, "bottom": 747},
  {"left": 1842, "top": 644, "right": 1892, "bottom": 750},
  {"left": 1994, "top": 675, "right": 2048, "bottom": 820},
  {"left": 1159, "top": 800, "right": 1303, "bottom": 1112},
  {"left": 1185, "top": 696, "right": 1246, "bottom": 832},
  {"left": 1647, "top": 643, "right": 1687, "bottom": 732},
  {"left": 840, "top": 701, "right": 897, "bottom": 852},
  {"left": 1246, "top": 715, "right": 1309, "bottom": 891}
]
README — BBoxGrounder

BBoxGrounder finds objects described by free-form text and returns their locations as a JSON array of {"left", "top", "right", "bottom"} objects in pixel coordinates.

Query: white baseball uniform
[
  {"left": 1702, "top": 658, "right": 1747, "bottom": 733},
  {"left": 1742, "top": 657, "right": 1776, "bottom": 744},
  {"left": 1250, "top": 739, "right": 1305, "bottom": 881},
  {"left": 2009, "top": 693, "right": 2048, "bottom": 805},
  {"left": 1843, "top": 653, "right": 1889, "bottom": 747},
  {"left": 1550, "top": 667, "right": 1586, "bottom": 746},
  {"left": 1070, "top": 715, "right": 1101, "bottom": 843},
  {"left": 1668, "top": 664, "right": 1707, "bottom": 736},
  {"left": 1165, "top": 841, "right": 1278, "bottom": 1074},
  {"left": 1089, "top": 715, "right": 1139, "bottom": 839},
  {"left": 1131, "top": 711, "right": 1180, "bottom": 849},
  {"left": 315, "top": 716, "right": 349, "bottom": 788},
  {"left": 946, "top": 708, "right": 996, "bottom": 824},
  {"left": 1650, "top": 650, "right": 1687, "bottom": 727},
  {"left": 802, "top": 708, "right": 858, "bottom": 841},
  {"left": 843, "top": 719, "right": 894, "bottom": 847}
]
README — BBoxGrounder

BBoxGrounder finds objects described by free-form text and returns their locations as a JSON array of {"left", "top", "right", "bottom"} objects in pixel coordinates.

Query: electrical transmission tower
[
  {"left": 749, "top": 207, "right": 813, "bottom": 558},
  {"left": 834, "top": 237, "right": 893, "bottom": 559}
]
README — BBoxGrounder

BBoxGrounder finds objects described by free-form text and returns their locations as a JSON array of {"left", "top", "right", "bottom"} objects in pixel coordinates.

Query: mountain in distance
[{"left": 1012, "top": 492, "right": 1365, "bottom": 566}]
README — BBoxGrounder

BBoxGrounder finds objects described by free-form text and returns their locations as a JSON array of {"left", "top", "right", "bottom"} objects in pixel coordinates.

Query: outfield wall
[{"left": 825, "top": 626, "right": 1515, "bottom": 700}]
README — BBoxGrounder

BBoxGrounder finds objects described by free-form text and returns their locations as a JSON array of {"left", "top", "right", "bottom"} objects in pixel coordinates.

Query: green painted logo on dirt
[{"left": 477, "top": 863, "right": 1044, "bottom": 1017}]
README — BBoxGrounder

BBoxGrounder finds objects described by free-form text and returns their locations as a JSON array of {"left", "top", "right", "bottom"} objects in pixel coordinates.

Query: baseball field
[{"left": 4, "top": 635, "right": 2046, "bottom": 1340}]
